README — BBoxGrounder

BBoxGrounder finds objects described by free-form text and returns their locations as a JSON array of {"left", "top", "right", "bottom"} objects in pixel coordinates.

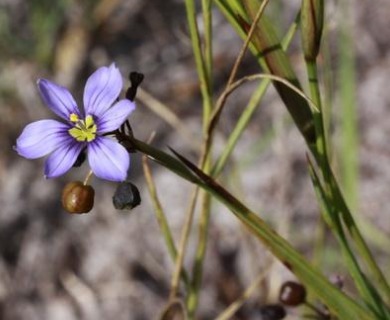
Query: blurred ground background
[{"left": 0, "top": 0, "right": 389, "bottom": 319}]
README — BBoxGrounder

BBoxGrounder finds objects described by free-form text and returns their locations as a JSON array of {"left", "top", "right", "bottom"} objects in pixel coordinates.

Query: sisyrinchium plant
[{"left": 14, "top": 0, "right": 390, "bottom": 319}]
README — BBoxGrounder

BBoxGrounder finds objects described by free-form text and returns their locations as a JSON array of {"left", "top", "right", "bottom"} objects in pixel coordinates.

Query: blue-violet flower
[{"left": 15, "top": 63, "right": 135, "bottom": 181}]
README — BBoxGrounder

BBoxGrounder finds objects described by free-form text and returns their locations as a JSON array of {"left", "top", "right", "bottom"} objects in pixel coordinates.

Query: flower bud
[
  {"left": 301, "top": 0, "right": 324, "bottom": 61},
  {"left": 125, "top": 72, "right": 144, "bottom": 101},
  {"left": 112, "top": 181, "right": 141, "bottom": 210},
  {"left": 62, "top": 181, "right": 95, "bottom": 214},
  {"left": 279, "top": 281, "right": 306, "bottom": 306}
]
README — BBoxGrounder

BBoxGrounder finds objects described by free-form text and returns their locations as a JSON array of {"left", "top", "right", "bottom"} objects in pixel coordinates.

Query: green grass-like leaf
[{"left": 131, "top": 138, "right": 376, "bottom": 320}]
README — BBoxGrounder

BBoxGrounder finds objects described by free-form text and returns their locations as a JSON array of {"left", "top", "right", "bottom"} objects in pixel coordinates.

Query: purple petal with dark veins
[
  {"left": 83, "top": 63, "right": 122, "bottom": 117},
  {"left": 15, "top": 120, "right": 70, "bottom": 159},
  {"left": 37, "top": 79, "right": 80, "bottom": 120},
  {"left": 44, "top": 140, "right": 84, "bottom": 178},
  {"left": 87, "top": 137, "right": 129, "bottom": 181},
  {"left": 96, "top": 99, "right": 136, "bottom": 134}
]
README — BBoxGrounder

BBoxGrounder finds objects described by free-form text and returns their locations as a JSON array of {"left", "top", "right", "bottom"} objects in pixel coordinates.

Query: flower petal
[
  {"left": 38, "top": 79, "right": 80, "bottom": 120},
  {"left": 15, "top": 120, "right": 70, "bottom": 159},
  {"left": 44, "top": 140, "right": 84, "bottom": 178},
  {"left": 96, "top": 99, "right": 136, "bottom": 133},
  {"left": 88, "top": 137, "right": 129, "bottom": 181},
  {"left": 83, "top": 63, "right": 123, "bottom": 117}
]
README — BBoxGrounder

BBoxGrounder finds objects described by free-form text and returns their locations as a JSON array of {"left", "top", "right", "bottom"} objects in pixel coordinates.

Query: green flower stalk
[{"left": 301, "top": 0, "right": 324, "bottom": 61}]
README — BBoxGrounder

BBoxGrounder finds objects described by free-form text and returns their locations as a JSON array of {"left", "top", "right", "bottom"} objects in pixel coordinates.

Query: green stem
[
  {"left": 172, "top": 187, "right": 200, "bottom": 301},
  {"left": 202, "top": 0, "right": 213, "bottom": 101},
  {"left": 190, "top": 3, "right": 214, "bottom": 312},
  {"left": 306, "top": 60, "right": 328, "bottom": 268},
  {"left": 188, "top": 4, "right": 271, "bottom": 314},
  {"left": 187, "top": 190, "right": 211, "bottom": 318},
  {"left": 142, "top": 157, "right": 191, "bottom": 290},
  {"left": 184, "top": 0, "right": 213, "bottom": 130},
  {"left": 307, "top": 61, "right": 327, "bottom": 171},
  {"left": 338, "top": 0, "right": 358, "bottom": 212},
  {"left": 184, "top": 1, "right": 214, "bottom": 316}
]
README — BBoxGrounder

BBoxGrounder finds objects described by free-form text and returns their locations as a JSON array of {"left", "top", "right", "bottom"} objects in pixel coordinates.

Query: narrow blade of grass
[
  {"left": 130, "top": 137, "right": 376, "bottom": 319},
  {"left": 308, "top": 157, "right": 390, "bottom": 318}
]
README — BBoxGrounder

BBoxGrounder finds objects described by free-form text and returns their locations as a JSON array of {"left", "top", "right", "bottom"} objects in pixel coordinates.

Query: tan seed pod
[{"left": 62, "top": 181, "right": 95, "bottom": 214}]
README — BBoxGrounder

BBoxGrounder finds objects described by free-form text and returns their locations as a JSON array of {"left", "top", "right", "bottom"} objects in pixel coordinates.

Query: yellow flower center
[{"left": 68, "top": 113, "right": 97, "bottom": 142}]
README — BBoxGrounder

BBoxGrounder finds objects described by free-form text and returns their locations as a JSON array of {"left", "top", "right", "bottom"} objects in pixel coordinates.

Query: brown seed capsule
[
  {"left": 279, "top": 281, "right": 307, "bottom": 306},
  {"left": 62, "top": 181, "right": 94, "bottom": 214}
]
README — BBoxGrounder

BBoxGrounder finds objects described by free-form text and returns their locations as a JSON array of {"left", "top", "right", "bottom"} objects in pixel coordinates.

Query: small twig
[
  {"left": 225, "top": 73, "right": 319, "bottom": 112},
  {"left": 169, "top": 187, "right": 200, "bottom": 301},
  {"left": 227, "top": 0, "right": 269, "bottom": 86}
]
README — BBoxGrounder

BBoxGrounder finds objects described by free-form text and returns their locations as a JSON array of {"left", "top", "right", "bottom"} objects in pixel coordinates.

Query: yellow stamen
[
  {"left": 68, "top": 114, "right": 97, "bottom": 142},
  {"left": 85, "top": 115, "right": 94, "bottom": 129},
  {"left": 70, "top": 113, "right": 79, "bottom": 122}
]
